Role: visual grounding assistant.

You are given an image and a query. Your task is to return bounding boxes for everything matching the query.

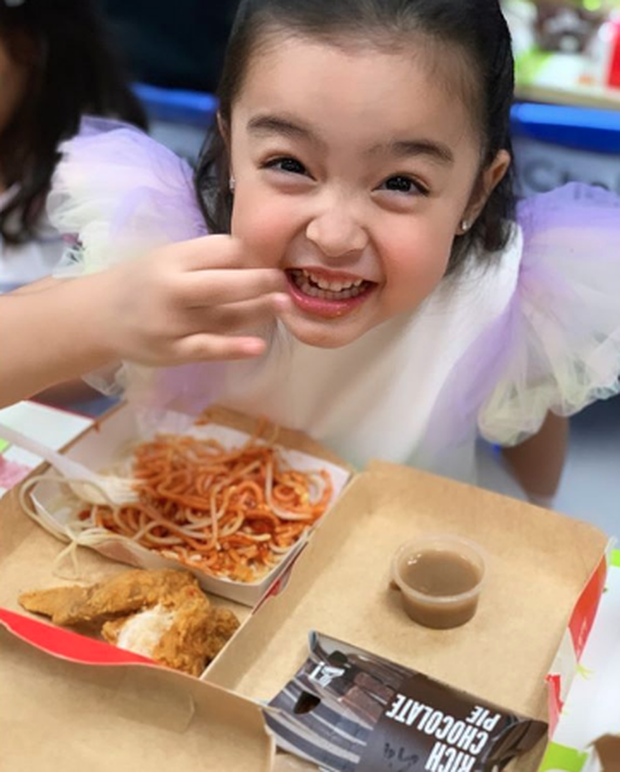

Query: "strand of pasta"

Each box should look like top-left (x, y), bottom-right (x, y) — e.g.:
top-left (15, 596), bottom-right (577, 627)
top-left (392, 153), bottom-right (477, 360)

top-left (75, 432), bottom-right (333, 582)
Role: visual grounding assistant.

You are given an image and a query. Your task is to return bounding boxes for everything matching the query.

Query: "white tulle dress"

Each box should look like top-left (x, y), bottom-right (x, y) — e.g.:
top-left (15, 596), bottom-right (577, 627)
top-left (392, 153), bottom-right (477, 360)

top-left (47, 119), bottom-right (620, 486)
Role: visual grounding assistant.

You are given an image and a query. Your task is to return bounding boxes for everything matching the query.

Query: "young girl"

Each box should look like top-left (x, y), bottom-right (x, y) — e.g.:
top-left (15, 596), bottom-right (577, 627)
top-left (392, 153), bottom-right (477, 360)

top-left (4, 0), bottom-right (620, 504)
top-left (0, 0), bottom-right (146, 293)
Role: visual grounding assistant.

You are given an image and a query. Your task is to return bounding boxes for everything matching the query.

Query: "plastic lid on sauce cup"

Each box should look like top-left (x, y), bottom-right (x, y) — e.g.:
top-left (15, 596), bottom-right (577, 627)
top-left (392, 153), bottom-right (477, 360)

top-left (390, 534), bottom-right (487, 630)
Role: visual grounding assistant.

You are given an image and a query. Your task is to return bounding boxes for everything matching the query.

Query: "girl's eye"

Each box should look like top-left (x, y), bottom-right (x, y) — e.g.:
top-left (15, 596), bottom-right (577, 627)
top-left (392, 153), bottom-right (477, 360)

top-left (381, 175), bottom-right (429, 196)
top-left (264, 157), bottom-right (308, 176)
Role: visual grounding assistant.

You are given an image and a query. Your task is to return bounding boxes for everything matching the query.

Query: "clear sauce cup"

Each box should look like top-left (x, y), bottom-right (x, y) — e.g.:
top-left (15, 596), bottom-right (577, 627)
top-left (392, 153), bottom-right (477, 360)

top-left (391, 534), bottom-right (487, 629)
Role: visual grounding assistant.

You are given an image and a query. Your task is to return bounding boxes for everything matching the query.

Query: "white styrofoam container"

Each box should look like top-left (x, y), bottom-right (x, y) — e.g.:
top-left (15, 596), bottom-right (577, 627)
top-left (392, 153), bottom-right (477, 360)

top-left (26, 404), bottom-right (351, 606)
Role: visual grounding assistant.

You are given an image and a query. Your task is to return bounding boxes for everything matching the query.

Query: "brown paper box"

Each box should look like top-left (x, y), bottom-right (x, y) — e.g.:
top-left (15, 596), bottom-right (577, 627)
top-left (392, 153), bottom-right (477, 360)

top-left (0, 621), bottom-right (273, 771)
top-left (0, 406), bottom-right (351, 772)
top-left (0, 409), bottom-right (608, 771)
top-left (0, 479), bottom-right (277, 770)
top-left (205, 460), bottom-right (608, 768)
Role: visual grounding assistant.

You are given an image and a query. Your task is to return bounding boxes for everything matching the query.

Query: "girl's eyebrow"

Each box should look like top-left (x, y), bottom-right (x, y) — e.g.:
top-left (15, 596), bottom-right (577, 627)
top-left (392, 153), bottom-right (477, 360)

top-left (247, 113), bottom-right (325, 148)
top-left (367, 139), bottom-right (454, 166)
top-left (247, 113), bottom-right (454, 166)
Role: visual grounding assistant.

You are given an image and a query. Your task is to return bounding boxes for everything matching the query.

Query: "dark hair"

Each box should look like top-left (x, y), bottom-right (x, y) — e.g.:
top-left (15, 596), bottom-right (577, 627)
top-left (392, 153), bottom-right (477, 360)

top-left (0, 0), bottom-right (148, 244)
top-left (196, 0), bottom-right (516, 273)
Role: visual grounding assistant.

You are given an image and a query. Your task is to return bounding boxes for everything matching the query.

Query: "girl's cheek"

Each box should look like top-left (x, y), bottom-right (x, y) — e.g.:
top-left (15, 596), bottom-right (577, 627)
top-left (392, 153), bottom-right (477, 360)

top-left (384, 235), bottom-right (452, 306)
top-left (232, 193), bottom-right (297, 249)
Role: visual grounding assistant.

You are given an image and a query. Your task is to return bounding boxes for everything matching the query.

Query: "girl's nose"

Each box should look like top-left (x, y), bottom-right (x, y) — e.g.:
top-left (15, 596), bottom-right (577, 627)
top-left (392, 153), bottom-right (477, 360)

top-left (305, 208), bottom-right (369, 258)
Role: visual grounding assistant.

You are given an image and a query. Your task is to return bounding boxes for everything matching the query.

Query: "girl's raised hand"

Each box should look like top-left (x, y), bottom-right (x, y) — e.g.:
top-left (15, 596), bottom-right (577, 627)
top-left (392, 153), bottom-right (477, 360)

top-left (95, 235), bottom-right (290, 365)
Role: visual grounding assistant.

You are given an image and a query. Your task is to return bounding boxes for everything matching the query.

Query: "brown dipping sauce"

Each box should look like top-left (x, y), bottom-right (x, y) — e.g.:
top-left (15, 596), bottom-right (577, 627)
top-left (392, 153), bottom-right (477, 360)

top-left (402, 549), bottom-right (481, 597)
top-left (393, 541), bottom-right (485, 630)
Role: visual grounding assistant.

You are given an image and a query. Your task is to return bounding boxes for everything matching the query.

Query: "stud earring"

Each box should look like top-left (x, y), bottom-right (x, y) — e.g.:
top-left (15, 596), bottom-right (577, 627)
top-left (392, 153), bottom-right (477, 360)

top-left (229, 177), bottom-right (236, 193)
top-left (459, 219), bottom-right (471, 233)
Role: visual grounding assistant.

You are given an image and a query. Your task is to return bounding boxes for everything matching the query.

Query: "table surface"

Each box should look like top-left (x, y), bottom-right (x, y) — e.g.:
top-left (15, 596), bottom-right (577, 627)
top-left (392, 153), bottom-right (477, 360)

top-left (0, 401), bottom-right (93, 496)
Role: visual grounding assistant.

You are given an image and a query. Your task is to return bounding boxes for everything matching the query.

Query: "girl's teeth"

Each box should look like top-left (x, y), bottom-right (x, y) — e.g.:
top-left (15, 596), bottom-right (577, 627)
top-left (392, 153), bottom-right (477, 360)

top-left (295, 272), bottom-right (365, 300)
top-left (300, 270), bottom-right (365, 293)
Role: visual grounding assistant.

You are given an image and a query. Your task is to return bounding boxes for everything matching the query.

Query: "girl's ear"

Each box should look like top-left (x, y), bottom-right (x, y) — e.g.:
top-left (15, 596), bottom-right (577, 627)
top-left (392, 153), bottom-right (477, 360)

top-left (482, 149), bottom-right (511, 199)
top-left (217, 110), bottom-right (234, 182)
top-left (217, 111), bottom-right (231, 148)
top-left (459, 150), bottom-right (511, 233)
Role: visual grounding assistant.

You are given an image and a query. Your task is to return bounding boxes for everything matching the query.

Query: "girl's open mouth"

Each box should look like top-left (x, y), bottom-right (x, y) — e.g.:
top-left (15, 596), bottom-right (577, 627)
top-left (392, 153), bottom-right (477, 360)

top-left (285, 269), bottom-right (377, 318)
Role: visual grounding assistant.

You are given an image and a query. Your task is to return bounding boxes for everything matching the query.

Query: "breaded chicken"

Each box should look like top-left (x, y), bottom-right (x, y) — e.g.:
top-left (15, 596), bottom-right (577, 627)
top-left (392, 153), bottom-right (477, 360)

top-left (102, 588), bottom-right (240, 676)
top-left (18, 569), bottom-right (199, 626)
top-left (19, 569), bottom-right (240, 675)
top-left (202, 608), bottom-right (242, 661)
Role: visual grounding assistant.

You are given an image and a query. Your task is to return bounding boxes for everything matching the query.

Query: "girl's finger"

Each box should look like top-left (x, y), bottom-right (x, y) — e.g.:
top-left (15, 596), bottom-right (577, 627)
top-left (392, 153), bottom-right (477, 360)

top-left (181, 268), bottom-right (287, 307)
top-left (186, 292), bottom-right (292, 333)
top-left (178, 234), bottom-right (265, 271)
top-left (175, 333), bottom-right (267, 362)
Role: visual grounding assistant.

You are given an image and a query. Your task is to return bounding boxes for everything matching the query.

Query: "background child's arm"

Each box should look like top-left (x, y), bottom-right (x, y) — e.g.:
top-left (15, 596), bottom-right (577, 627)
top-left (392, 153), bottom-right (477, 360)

top-left (6, 278), bottom-right (123, 408)
top-left (0, 276), bottom-right (115, 408)
top-left (501, 413), bottom-right (569, 505)
top-left (1, 236), bottom-right (289, 409)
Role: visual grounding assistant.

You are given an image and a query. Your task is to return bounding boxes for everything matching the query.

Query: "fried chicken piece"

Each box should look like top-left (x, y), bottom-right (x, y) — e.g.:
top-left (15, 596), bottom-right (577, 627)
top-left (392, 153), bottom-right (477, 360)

top-left (19, 569), bottom-right (200, 626)
top-left (102, 587), bottom-right (240, 676)
top-left (203, 608), bottom-right (242, 661)
top-left (19, 568), bottom-right (240, 675)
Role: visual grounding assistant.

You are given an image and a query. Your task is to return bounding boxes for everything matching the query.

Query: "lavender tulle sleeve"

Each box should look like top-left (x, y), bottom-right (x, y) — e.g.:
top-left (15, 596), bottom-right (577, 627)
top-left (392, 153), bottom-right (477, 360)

top-left (46, 118), bottom-right (224, 414)
top-left (477, 183), bottom-right (620, 446)
top-left (48, 117), bottom-right (208, 275)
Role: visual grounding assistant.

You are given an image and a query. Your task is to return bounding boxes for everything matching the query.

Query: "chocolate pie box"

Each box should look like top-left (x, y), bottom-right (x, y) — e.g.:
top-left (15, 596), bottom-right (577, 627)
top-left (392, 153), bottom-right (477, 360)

top-left (0, 408), bottom-right (611, 770)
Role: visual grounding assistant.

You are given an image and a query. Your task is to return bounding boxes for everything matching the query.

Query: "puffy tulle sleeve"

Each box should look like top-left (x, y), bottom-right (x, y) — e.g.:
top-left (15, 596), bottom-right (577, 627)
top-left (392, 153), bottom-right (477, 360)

top-left (477, 183), bottom-right (620, 446)
top-left (46, 118), bottom-right (223, 415)
top-left (47, 117), bottom-right (208, 276)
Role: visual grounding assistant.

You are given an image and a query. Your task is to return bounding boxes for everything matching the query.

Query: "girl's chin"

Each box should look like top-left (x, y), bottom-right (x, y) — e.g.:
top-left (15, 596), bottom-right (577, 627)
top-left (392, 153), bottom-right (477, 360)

top-left (280, 313), bottom-right (373, 349)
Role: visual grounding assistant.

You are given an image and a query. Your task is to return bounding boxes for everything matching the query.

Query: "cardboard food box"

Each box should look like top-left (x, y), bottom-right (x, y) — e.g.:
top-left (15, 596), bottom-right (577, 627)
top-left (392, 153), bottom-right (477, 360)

top-left (23, 403), bottom-right (352, 606)
top-left (0, 410), bottom-right (610, 770)
top-left (0, 407), bottom-right (342, 772)
top-left (0, 608), bottom-right (274, 771)
top-left (538, 550), bottom-right (620, 772)
top-left (0, 404), bottom-right (351, 685)
top-left (206, 461), bottom-right (609, 770)
top-left (0, 476), bottom-right (293, 772)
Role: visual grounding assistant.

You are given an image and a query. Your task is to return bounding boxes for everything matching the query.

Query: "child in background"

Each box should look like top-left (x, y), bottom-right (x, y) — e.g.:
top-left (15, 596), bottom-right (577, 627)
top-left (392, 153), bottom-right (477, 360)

top-left (0, 0), bottom-right (146, 410)
top-left (4, 0), bottom-right (620, 505)
top-left (0, 0), bottom-right (146, 293)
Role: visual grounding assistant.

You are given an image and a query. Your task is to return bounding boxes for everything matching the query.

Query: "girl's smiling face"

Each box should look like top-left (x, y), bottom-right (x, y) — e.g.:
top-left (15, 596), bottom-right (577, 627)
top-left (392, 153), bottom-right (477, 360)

top-left (228, 34), bottom-right (508, 348)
